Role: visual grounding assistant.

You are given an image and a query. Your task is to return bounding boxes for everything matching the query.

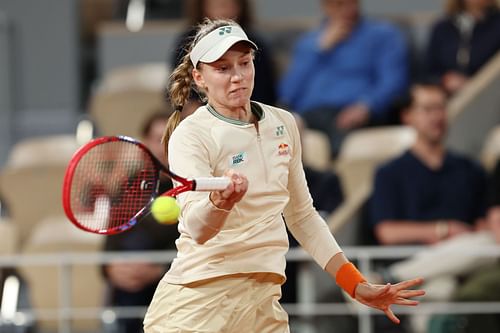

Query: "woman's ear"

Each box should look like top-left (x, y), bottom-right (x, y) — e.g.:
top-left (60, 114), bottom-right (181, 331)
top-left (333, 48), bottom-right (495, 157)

top-left (192, 68), bottom-right (205, 90)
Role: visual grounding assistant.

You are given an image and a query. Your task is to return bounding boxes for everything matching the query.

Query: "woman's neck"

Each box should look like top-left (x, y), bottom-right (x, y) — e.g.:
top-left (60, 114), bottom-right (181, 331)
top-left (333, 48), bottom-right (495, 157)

top-left (209, 101), bottom-right (254, 123)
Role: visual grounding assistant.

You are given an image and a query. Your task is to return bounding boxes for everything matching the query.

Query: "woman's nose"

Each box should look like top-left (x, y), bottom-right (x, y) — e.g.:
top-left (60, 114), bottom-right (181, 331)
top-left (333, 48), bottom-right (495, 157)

top-left (231, 68), bottom-right (243, 81)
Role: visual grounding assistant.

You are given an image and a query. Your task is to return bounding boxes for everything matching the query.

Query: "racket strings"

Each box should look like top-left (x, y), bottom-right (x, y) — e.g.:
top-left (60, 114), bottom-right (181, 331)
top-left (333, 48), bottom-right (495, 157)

top-left (70, 141), bottom-right (157, 232)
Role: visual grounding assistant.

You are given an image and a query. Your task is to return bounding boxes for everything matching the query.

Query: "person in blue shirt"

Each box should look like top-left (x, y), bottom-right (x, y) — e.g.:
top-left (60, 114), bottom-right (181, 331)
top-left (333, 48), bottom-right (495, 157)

top-left (279, 0), bottom-right (409, 156)
top-left (370, 82), bottom-right (487, 246)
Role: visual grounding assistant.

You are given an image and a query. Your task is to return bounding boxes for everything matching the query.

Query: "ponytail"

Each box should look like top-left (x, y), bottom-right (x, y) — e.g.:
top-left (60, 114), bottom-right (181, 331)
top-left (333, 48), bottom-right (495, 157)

top-left (169, 52), bottom-right (195, 110)
top-left (162, 110), bottom-right (182, 162)
top-left (162, 52), bottom-right (194, 162)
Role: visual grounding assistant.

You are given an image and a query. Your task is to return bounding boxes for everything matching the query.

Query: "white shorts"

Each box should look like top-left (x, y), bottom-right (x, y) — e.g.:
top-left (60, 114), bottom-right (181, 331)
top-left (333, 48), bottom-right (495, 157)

top-left (143, 273), bottom-right (289, 333)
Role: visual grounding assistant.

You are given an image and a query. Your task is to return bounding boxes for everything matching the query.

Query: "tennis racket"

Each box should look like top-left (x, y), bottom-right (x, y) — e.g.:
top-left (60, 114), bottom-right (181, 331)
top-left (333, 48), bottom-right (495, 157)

top-left (62, 135), bottom-right (230, 235)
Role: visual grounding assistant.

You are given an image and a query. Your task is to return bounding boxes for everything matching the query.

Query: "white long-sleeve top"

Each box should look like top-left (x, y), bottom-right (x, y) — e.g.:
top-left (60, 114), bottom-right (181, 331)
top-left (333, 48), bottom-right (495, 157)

top-left (163, 102), bottom-right (342, 284)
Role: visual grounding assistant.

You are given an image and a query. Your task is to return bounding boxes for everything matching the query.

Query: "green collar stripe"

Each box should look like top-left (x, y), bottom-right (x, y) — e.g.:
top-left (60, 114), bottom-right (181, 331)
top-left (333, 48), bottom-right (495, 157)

top-left (206, 102), bottom-right (265, 125)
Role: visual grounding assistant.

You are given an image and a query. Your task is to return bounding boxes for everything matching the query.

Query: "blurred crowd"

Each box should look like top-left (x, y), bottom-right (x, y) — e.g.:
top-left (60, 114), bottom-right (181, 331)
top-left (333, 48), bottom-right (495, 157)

top-left (1, 0), bottom-right (500, 332)
top-left (91, 1), bottom-right (500, 332)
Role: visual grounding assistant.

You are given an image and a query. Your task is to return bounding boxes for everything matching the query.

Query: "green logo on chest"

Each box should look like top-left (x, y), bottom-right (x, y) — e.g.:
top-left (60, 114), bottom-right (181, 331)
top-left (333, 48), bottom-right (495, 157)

top-left (276, 125), bottom-right (285, 136)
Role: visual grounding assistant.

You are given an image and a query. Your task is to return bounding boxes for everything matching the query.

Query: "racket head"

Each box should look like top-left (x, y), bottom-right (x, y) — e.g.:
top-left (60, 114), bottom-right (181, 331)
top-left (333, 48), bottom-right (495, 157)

top-left (62, 136), bottom-right (162, 235)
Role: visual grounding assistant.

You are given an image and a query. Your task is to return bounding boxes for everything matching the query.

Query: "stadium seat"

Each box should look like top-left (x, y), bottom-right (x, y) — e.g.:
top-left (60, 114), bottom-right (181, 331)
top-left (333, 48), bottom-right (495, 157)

top-left (18, 216), bottom-right (104, 332)
top-left (98, 62), bottom-right (170, 93)
top-left (3, 135), bottom-right (79, 169)
top-left (328, 126), bottom-right (416, 237)
top-left (481, 125), bottom-right (500, 172)
top-left (88, 63), bottom-right (172, 139)
top-left (302, 128), bottom-right (331, 171)
top-left (335, 126), bottom-right (416, 198)
top-left (0, 218), bottom-right (17, 255)
top-left (0, 135), bottom-right (81, 247)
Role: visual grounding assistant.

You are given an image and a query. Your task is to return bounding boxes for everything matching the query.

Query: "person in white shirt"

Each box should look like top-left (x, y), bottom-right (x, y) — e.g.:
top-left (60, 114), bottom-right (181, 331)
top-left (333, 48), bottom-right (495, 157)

top-left (143, 18), bottom-right (424, 333)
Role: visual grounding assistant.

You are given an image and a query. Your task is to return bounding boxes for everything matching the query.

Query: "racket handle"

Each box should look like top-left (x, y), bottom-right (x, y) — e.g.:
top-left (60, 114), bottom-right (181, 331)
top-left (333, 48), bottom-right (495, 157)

top-left (193, 177), bottom-right (231, 191)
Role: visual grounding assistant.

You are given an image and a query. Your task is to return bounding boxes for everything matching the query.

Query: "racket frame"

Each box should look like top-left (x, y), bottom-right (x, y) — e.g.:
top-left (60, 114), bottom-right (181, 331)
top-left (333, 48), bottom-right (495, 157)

top-left (62, 136), bottom-right (204, 235)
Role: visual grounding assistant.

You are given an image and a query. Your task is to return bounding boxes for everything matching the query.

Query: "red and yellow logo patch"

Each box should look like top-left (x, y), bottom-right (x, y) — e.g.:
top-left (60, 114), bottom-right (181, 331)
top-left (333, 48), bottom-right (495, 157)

top-left (278, 143), bottom-right (289, 156)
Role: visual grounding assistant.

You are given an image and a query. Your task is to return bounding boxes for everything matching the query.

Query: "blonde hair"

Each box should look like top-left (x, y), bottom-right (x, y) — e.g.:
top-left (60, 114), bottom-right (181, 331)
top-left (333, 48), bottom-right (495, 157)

top-left (162, 18), bottom-right (237, 161)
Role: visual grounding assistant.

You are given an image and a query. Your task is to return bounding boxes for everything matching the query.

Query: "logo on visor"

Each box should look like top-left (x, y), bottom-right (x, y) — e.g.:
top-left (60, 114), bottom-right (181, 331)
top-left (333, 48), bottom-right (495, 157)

top-left (218, 27), bottom-right (233, 35)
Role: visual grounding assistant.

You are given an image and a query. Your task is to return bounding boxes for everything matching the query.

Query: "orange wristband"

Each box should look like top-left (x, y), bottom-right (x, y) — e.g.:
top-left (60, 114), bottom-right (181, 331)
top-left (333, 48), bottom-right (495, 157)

top-left (335, 262), bottom-right (367, 298)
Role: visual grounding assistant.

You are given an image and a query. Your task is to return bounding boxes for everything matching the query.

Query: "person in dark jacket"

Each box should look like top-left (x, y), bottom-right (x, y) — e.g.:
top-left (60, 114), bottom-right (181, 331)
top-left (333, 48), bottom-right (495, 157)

top-left (426, 0), bottom-right (500, 94)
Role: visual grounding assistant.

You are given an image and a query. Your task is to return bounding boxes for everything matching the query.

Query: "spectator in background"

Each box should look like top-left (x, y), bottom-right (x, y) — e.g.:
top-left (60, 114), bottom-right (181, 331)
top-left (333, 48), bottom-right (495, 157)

top-left (430, 160), bottom-right (500, 332)
top-left (170, 0), bottom-right (277, 115)
top-left (368, 82), bottom-right (490, 332)
top-left (426, 0), bottom-right (500, 95)
top-left (371, 177), bottom-right (500, 333)
top-left (371, 82), bottom-right (487, 247)
top-left (380, 151), bottom-right (500, 333)
top-left (103, 111), bottom-right (180, 333)
top-left (279, 0), bottom-right (409, 156)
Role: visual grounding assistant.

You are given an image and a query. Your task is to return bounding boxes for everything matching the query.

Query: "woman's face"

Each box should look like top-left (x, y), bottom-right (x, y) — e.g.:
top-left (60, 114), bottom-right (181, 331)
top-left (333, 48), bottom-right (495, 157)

top-left (203, 0), bottom-right (241, 21)
top-left (193, 42), bottom-right (254, 110)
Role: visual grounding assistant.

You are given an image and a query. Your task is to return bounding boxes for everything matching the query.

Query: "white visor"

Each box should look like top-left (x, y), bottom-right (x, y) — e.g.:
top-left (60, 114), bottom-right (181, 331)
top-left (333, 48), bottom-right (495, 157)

top-left (190, 25), bottom-right (258, 67)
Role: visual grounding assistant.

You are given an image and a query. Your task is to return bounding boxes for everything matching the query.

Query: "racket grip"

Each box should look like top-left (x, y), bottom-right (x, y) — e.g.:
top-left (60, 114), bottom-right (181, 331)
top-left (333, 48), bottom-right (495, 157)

top-left (193, 177), bottom-right (231, 191)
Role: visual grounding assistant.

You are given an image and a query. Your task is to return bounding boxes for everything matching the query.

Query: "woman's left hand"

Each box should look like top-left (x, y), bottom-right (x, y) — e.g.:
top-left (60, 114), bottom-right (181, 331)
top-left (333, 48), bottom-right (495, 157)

top-left (354, 278), bottom-right (425, 324)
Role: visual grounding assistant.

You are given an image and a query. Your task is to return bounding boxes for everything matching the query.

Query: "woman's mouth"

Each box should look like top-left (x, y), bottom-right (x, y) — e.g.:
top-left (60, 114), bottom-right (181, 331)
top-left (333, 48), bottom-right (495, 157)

top-left (230, 87), bottom-right (246, 94)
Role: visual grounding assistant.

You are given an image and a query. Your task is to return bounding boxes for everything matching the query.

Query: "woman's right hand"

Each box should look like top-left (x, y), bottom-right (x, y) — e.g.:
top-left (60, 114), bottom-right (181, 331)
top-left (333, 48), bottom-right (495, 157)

top-left (354, 278), bottom-right (425, 324)
top-left (209, 169), bottom-right (248, 210)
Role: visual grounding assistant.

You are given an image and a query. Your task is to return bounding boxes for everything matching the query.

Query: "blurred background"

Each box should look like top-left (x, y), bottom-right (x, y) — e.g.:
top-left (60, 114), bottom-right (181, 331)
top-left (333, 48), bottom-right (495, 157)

top-left (0, 0), bottom-right (442, 164)
top-left (0, 0), bottom-right (500, 332)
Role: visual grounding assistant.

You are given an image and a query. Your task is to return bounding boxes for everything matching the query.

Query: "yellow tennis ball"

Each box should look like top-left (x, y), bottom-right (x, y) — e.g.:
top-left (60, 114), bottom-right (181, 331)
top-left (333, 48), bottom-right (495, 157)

top-left (151, 196), bottom-right (180, 224)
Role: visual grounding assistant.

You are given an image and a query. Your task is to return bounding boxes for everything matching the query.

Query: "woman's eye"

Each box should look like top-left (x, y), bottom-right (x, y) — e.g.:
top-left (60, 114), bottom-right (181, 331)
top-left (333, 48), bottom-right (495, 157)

top-left (217, 66), bottom-right (228, 72)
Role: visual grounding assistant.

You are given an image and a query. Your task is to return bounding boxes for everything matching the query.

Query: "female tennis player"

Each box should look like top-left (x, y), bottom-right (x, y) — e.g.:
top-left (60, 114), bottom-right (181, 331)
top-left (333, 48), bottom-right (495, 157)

top-left (143, 19), bottom-right (424, 332)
